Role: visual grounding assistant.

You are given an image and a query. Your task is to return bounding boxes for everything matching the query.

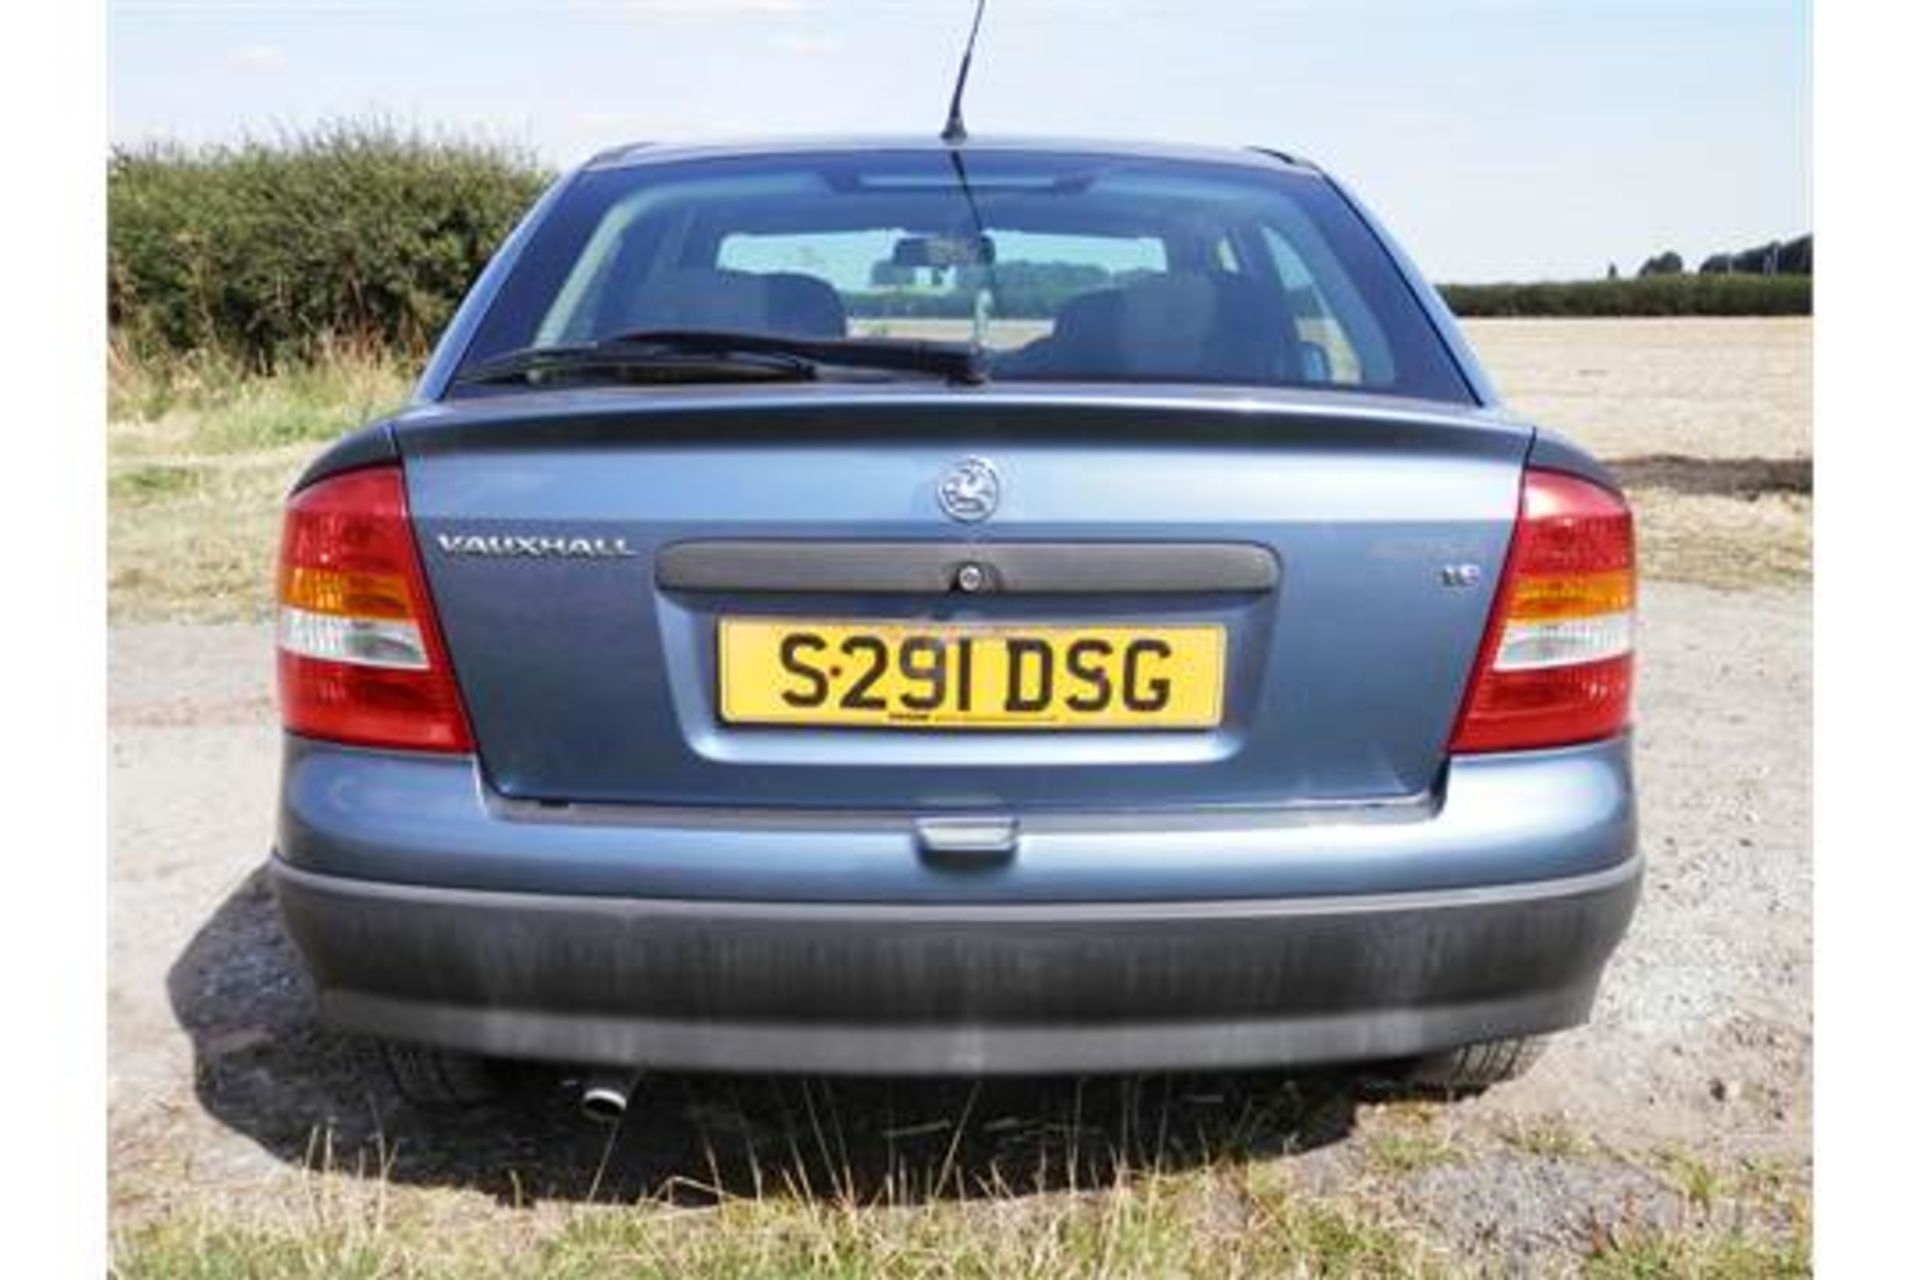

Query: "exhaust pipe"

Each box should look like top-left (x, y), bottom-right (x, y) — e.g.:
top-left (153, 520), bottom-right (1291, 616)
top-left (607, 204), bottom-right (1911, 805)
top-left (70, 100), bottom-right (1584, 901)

top-left (579, 1070), bottom-right (642, 1124)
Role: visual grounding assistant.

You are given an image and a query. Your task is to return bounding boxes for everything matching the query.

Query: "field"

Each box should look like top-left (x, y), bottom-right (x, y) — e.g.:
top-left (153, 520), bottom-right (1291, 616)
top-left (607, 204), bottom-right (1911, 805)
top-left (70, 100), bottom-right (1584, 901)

top-left (108, 318), bottom-right (1811, 1276)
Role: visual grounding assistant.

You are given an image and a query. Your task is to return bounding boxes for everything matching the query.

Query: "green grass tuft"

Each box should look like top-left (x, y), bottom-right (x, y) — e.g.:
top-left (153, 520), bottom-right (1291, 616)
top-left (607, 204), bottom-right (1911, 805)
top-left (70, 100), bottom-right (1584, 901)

top-left (1366, 1128), bottom-right (1464, 1175)
top-left (111, 1222), bottom-right (402, 1280)
top-left (1496, 1115), bottom-right (1594, 1160)
top-left (110, 462), bottom-right (205, 505)
top-left (1583, 1225), bottom-right (1811, 1279)
top-left (112, 1175), bottom-right (1448, 1279)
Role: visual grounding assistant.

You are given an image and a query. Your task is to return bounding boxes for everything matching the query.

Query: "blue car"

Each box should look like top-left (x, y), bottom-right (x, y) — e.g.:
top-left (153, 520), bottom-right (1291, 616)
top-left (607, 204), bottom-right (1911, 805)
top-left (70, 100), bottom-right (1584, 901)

top-left (271, 137), bottom-right (1638, 1116)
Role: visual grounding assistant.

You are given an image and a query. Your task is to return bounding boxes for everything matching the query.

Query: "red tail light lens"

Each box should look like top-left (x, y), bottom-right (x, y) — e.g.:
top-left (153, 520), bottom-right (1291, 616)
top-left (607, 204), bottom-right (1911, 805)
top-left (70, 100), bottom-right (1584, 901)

top-left (1450, 467), bottom-right (1635, 753)
top-left (276, 465), bottom-right (472, 752)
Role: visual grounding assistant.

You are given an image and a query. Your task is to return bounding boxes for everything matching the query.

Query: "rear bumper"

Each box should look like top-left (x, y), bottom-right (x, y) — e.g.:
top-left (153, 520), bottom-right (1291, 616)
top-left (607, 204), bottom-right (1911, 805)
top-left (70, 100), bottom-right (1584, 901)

top-left (274, 733), bottom-right (1638, 1074)
top-left (270, 851), bottom-right (1640, 1075)
top-left (277, 734), bottom-right (1636, 903)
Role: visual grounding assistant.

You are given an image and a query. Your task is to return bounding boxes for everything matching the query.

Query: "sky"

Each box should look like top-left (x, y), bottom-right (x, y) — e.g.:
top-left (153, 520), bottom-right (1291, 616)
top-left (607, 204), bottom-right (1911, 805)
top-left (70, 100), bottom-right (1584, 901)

top-left (107, 0), bottom-right (1809, 283)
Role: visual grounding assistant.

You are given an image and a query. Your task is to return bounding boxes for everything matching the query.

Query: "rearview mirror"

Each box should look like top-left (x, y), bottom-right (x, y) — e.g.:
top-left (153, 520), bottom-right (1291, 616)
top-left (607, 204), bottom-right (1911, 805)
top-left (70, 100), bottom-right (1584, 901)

top-left (891, 234), bottom-right (996, 269)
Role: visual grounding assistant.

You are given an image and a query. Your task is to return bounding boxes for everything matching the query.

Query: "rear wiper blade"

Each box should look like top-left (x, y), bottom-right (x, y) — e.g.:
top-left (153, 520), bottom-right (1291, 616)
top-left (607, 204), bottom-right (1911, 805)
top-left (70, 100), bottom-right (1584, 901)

top-left (452, 341), bottom-right (818, 388)
top-left (598, 328), bottom-right (988, 385)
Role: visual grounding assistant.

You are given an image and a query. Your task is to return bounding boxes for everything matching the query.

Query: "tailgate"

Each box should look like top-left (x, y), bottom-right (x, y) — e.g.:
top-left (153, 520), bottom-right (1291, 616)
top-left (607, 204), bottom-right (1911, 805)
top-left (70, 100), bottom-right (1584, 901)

top-left (399, 388), bottom-right (1529, 811)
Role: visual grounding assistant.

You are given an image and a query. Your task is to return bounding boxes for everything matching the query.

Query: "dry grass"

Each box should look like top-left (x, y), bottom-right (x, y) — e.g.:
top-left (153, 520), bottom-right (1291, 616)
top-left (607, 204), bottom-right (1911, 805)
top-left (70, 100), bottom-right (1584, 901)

top-left (107, 349), bottom-right (413, 621)
top-left (106, 1133), bottom-right (1810, 1279)
top-left (1630, 489), bottom-right (1810, 591)
top-left (109, 448), bottom-right (313, 622)
top-left (108, 1124), bottom-right (1448, 1278)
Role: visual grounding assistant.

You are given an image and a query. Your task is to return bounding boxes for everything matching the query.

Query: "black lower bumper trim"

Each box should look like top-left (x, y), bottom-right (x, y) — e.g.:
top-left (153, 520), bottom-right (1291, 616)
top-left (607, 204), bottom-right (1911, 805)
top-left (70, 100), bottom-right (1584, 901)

top-left (270, 856), bottom-right (1641, 1075)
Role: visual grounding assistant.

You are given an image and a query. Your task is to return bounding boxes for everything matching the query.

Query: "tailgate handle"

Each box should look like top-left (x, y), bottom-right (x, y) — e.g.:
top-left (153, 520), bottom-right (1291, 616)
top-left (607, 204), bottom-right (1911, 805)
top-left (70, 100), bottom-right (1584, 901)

top-left (915, 816), bottom-right (1020, 864)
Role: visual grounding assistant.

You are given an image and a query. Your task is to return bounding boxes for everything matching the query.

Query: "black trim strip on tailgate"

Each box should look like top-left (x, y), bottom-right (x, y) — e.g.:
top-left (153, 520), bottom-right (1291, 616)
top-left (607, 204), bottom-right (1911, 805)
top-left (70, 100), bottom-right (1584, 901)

top-left (656, 540), bottom-right (1279, 595)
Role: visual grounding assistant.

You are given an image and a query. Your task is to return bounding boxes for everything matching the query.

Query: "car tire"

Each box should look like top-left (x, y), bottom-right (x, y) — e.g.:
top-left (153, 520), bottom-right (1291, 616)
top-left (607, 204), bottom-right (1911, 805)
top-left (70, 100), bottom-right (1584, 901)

top-left (1402, 1036), bottom-right (1547, 1091)
top-left (373, 1040), bottom-right (510, 1110)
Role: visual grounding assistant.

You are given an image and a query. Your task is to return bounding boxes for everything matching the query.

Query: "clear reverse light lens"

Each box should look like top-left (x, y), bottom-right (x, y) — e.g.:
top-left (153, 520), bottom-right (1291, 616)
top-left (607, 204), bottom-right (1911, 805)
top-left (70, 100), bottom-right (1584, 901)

top-left (1493, 610), bottom-right (1633, 671)
top-left (277, 606), bottom-right (430, 670)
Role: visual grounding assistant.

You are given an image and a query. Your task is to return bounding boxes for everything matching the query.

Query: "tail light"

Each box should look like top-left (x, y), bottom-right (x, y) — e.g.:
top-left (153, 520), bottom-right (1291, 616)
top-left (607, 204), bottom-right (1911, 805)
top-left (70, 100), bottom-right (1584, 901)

top-left (1450, 466), bottom-right (1635, 753)
top-left (275, 465), bottom-right (472, 752)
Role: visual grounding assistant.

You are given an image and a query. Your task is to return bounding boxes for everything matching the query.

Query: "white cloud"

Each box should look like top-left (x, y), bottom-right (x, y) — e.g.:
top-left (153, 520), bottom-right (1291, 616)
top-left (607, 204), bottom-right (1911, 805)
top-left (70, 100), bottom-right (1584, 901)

top-left (227, 43), bottom-right (286, 71)
top-left (574, 109), bottom-right (641, 130)
top-left (598, 0), bottom-right (822, 14)
top-left (770, 30), bottom-right (843, 53)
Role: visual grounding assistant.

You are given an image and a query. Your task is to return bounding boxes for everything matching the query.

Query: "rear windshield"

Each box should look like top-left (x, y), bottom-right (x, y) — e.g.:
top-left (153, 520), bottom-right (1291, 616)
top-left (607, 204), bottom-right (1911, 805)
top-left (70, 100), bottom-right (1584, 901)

top-left (456, 149), bottom-right (1473, 403)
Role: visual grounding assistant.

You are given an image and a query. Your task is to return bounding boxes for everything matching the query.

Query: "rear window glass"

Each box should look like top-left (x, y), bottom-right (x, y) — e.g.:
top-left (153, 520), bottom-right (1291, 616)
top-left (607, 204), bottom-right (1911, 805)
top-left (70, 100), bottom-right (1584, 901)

top-left (460, 149), bottom-right (1472, 403)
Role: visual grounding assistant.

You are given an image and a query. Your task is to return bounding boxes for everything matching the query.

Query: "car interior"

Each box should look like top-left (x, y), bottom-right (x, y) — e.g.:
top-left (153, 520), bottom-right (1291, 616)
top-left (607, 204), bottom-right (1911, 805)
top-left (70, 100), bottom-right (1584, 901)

top-left (525, 174), bottom-right (1378, 389)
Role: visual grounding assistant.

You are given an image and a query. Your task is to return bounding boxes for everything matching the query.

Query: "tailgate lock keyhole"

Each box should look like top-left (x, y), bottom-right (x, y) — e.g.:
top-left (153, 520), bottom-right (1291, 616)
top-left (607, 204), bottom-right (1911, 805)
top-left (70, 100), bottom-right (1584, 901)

top-left (953, 562), bottom-right (992, 593)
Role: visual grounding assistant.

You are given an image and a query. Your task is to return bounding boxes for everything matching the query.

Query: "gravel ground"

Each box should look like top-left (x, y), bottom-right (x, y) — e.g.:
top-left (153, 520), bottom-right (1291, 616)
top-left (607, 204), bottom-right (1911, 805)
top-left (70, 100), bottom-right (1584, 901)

top-left (107, 580), bottom-right (1810, 1258)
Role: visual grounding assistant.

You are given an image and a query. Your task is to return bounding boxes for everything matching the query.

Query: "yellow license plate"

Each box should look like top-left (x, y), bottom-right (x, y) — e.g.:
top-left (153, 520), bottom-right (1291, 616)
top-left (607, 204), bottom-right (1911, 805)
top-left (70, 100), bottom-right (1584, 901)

top-left (718, 619), bottom-right (1226, 730)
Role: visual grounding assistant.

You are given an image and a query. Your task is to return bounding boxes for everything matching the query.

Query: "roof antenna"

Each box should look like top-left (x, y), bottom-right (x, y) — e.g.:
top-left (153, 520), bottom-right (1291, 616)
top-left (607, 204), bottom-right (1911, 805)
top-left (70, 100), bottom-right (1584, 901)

top-left (940, 0), bottom-right (987, 145)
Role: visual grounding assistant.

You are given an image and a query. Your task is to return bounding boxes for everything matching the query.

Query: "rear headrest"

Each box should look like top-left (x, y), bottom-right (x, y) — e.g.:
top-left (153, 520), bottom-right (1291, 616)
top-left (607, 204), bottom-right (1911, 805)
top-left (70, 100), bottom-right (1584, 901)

top-left (1046, 272), bottom-right (1300, 382)
top-left (622, 269), bottom-right (847, 339)
top-left (626, 268), bottom-right (772, 332)
top-left (760, 272), bottom-right (847, 338)
top-left (1114, 275), bottom-right (1222, 372)
top-left (1052, 287), bottom-right (1123, 340)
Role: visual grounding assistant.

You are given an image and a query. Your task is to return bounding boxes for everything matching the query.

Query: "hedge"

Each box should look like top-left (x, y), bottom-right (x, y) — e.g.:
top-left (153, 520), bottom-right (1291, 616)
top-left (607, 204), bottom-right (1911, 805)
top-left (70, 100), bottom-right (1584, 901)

top-left (1438, 274), bottom-right (1810, 318)
top-left (108, 124), bottom-right (551, 367)
top-left (106, 126), bottom-right (1810, 367)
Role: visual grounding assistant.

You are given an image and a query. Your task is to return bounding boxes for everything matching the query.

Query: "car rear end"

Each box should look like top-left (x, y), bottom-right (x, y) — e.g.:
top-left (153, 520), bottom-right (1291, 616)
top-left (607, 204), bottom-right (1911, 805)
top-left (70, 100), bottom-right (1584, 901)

top-left (269, 140), bottom-right (1640, 1082)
